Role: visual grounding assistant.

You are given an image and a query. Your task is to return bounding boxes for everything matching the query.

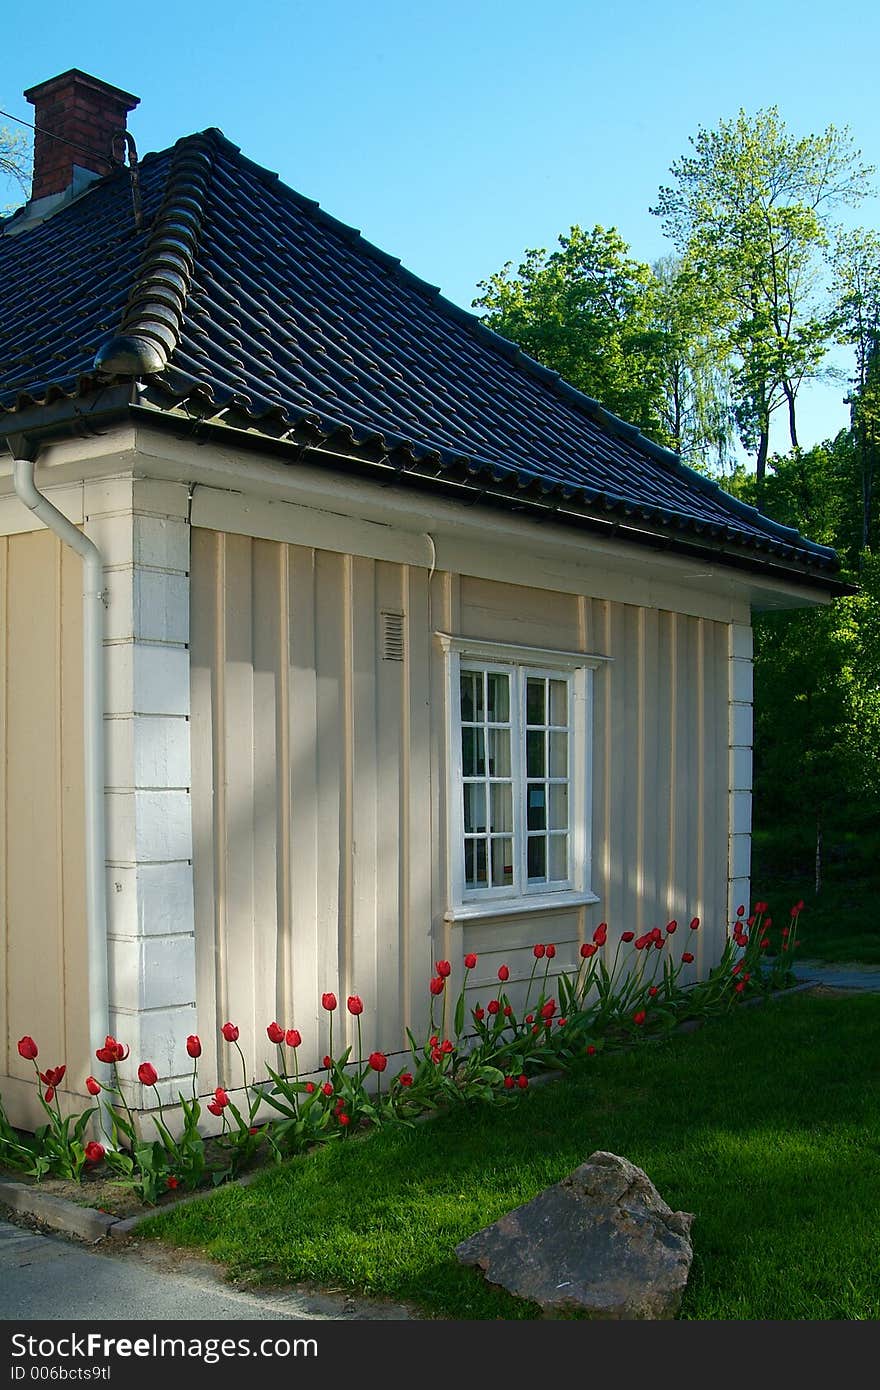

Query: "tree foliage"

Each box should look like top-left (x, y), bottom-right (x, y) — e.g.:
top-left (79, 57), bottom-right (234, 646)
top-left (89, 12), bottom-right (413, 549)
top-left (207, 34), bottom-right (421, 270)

top-left (473, 225), bottom-right (668, 440)
top-left (652, 107), bottom-right (874, 480)
top-left (1, 113), bottom-right (30, 208)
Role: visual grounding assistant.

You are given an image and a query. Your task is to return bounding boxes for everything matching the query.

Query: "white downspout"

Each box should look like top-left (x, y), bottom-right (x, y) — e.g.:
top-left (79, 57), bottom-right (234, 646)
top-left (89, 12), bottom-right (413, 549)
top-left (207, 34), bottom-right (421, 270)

top-left (12, 456), bottom-right (110, 1060)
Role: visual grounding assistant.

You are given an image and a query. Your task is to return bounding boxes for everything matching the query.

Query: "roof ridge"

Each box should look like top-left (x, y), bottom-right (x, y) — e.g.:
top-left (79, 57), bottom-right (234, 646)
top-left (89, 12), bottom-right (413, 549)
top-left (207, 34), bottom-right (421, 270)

top-left (94, 131), bottom-right (217, 377)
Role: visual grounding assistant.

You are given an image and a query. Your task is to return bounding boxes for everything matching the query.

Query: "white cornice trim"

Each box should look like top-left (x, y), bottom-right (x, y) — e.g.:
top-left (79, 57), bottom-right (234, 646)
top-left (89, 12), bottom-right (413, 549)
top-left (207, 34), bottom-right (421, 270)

top-left (434, 632), bottom-right (612, 669)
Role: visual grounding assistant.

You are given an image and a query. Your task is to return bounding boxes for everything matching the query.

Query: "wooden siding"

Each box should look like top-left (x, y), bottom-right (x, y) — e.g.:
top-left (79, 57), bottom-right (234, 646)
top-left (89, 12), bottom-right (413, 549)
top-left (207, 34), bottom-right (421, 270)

top-left (0, 530), bottom-right (88, 1122)
top-left (190, 530), bottom-right (730, 1082)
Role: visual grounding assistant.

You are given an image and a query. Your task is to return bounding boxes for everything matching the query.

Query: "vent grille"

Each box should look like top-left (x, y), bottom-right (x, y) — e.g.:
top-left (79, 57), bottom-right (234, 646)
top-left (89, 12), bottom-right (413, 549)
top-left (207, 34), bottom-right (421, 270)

top-left (381, 611), bottom-right (405, 661)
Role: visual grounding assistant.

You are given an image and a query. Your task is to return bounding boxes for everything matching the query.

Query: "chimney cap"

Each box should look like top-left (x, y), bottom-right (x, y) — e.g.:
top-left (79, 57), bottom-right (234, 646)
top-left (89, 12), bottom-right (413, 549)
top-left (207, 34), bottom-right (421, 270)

top-left (24, 68), bottom-right (140, 111)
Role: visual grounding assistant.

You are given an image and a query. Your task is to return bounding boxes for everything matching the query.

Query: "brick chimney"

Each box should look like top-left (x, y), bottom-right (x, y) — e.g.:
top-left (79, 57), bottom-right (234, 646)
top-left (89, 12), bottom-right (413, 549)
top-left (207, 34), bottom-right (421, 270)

top-left (24, 69), bottom-right (140, 201)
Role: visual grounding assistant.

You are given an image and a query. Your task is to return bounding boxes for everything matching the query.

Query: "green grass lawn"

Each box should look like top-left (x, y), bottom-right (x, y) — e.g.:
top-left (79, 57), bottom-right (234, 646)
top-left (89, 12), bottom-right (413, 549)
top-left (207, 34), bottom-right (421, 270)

top-left (751, 819), bottom-right (880, 964)
top-left (142, 994), bottom-right (880, 1320)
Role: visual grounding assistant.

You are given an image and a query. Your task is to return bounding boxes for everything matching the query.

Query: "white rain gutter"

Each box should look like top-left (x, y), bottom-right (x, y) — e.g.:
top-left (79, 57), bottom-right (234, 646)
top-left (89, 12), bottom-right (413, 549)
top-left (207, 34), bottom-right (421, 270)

top-left (12, 455), bottom-right (110, 1056)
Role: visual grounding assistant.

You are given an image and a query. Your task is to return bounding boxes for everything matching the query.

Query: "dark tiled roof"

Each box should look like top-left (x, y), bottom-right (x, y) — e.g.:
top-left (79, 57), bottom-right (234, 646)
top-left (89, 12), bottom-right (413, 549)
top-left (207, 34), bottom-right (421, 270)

top-left (0, 129), bottom-right (841, 578)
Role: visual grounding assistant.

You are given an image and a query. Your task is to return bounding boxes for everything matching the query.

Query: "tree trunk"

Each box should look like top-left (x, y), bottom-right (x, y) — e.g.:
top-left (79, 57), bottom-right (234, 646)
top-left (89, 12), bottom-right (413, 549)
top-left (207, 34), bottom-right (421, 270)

top-left (815, 805), bottom-right (823, 896)
top-left (756, 427), bottom-right (770, 486)
top-left (784, 381), bottom-right (799, 450)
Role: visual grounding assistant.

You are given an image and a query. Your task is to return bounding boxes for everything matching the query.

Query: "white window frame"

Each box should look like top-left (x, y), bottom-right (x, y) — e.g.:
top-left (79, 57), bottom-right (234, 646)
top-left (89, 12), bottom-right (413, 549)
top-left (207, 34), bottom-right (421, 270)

top-left (437, 633), bottom-right (611, 922)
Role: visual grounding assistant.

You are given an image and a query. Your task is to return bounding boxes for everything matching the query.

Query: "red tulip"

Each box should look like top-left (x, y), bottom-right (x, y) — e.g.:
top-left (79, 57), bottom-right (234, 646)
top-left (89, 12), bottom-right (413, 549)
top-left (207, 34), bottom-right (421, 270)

top-left (138, 1062), bottom-right (158, 1086)
top-left (503, 1076), bottom-right (514, 1090)
top-left (765, 916), bottom-right (773, 929)
top-left (593, 922), bottom-right (608, 946)
top-left (666, 920), bottom-right (678, 934)
top-left (681, 951), bottom-right (694, 964)
top-left (429, 976), bottom-right (445, 996)
top-left (633, 1010), bottom-right (647, 1025)
top-left (286, 1029), bottom-right (302, 1047)
top-left (580, 942), bottom-right (597, 958)
top-left (429, 1036), bottom-right (439, 1047)
top-left (347, 995), bottom-right (363, 1016)
top-left (305, 1082), bottom-right (316, 1094)
top-left (497, 965), bottom-right (510, 981)
top-left (621, 931), bottom-right (635, 943)
top-left (40, 1065), bottom-right (66, 1088)
top-left (436, 960), bottom-right (451, 978)
top-left (634, 934), bottom-right (649, 950)
top-left (96, 1035), bottom-right (129, 1063)
top-left (732, 961), bottom-right (743, 976)
top-left (321, 993), bottom-right (337, 1012)
top-left (267, 1022), bottom-right (285, 1044)
top-left (322, 1082), bottom-right (334, 1097)
top-left (525, 1014), bottom-right (534, 1025)
top-left (487, 999), bottom-right (500, 1015)
top-left (86, 1076), bottom-right (101, 1096)
top-left (736, 905), bottom-right (745, 917)
top-left (648, 986), bottom-right (658, 997)
top-left (186, 1035), bottom-right (201, 1059)
top-left (464, 953), bottom-right (478, 969)
top-left (540, 1000), bottom-right (556, 1020)
top-left (339, 1113), bottom-right (351, 1127)
top-left (517, 1074), bottom-right (528, 1090)
top-left (323, 1056), bottom-right (332, 1069)
top-left (735, 981), bottom-right (746, 994)
top-left (84, 1141), bottom-right (105, 1165)
top-left (586, 1045), bottom-right (597, 1056)
top-left (431, 1047), bottom-right (442, 1064)
top-left (557, 1017), bottom-right (567, 1027)
top-left (207, 1100), bottom-right (224, 1116)
top-left (545, 944), bottom-right (556, 960)
top-left (398, 1073), bottom-right (413, 1088)
top-left (760, 938), bottom-right (770, 950)
top-left (17, 1036), bottom-right (38, 1061)
top-left (440, 1039), bottom-right (454, 1054)
top-left (166, 1176), bottom-right (180, 1189)
top-left (533, 944), bottom-right (546, 959)
top-left (213, 1087), bottom-right (229, 1108)
top-left (473, 1006), bottom-right (485, 1021)
top-left (44, 1088), bottom-right (55, 1103)
top-left (689, 917), bottom-right (700, 930)
top-left (221, 1022), bottom-right (239, 1043)
top-left (369, 1051), bottom-right (388, 1072)
top-left (503, 1004), bottom-right (513, 1017)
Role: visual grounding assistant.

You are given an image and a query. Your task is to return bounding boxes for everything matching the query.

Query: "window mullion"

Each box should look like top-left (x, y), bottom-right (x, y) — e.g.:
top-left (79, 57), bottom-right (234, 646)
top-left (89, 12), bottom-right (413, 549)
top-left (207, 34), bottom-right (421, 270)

top-left (514, 666), bottom-right (526, 898)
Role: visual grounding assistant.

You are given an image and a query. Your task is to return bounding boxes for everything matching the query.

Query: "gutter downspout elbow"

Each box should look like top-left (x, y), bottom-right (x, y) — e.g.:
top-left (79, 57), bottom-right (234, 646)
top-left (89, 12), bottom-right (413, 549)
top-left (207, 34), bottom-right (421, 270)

top-left (12, 455), bottom-right (110, 1066)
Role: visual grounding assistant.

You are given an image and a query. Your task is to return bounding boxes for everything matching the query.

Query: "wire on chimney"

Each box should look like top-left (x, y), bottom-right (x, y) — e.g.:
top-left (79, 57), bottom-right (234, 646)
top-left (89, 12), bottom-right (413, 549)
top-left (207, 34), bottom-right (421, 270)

top-left (0, 107), bottom-right (116, 166)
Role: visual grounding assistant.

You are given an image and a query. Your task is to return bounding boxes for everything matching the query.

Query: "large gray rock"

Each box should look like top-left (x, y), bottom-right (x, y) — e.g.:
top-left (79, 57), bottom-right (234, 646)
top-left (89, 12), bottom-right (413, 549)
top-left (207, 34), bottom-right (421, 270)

top-left (455, 1151), bottom-right (694, 1318)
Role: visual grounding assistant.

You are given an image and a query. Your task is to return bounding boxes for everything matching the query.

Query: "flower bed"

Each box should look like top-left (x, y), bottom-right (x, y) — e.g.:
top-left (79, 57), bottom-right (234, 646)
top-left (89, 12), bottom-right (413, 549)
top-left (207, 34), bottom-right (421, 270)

top-left (0, 902), bottom-right (803, 1206)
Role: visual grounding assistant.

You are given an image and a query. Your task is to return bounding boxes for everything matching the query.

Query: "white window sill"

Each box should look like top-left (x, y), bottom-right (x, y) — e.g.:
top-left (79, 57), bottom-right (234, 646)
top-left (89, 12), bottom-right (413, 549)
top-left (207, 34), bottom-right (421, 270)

top-left (444, 891), bottom-right (600, 923)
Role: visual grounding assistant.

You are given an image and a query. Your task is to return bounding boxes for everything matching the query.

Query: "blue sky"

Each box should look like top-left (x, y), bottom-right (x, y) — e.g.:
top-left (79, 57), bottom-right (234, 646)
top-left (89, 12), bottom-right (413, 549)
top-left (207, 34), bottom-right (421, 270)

top-left (3, 0), bottom-right (879, 457)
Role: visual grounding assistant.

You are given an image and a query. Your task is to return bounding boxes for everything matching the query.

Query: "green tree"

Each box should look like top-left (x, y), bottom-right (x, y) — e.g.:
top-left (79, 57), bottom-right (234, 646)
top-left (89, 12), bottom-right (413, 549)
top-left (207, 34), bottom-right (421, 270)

top-left (649, 256), bottom-right (735, 469)
top-left (473, 225), bottom-right (668, 441)
top-left (653, 108), bottom-right (874, 482)
top-left (831, 228), bottom-right (880, 553)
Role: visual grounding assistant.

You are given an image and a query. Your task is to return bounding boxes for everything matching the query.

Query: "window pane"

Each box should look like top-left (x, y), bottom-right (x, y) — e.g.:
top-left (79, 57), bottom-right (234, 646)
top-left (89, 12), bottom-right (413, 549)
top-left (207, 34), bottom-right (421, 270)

top-left (548, 833), bottom-right (568, 881)
top-left (491, 782), bottom-right (513, 833)
top-left (549, 731), bottom-right (567, 777)
top-left (465, 837), bottom-right (488, 888)
top-left (549, 782), bottom-right (568, 831)
top-left (527, 729), bottom-right (545, 778)
top-left (460, 670), bottom-right (483, 722)
top-left (526, 677), bottom-right (545, 725)
top-left (527, 834), bottom-right (547, 881)
top-left (549, 679), bottom-right (568, 726)
top-left (462, 726), bottom-right (485, 777)
top-left (527, 783), bottom-right (546, 830)
top-left (486, 672), bottom-right (510, 722)
top-left (464, 783), bottom-right (486, 833)
top-left (487, 728), bottom-right (511, 777)
top-left (491, 838), bottom-right (514, 887)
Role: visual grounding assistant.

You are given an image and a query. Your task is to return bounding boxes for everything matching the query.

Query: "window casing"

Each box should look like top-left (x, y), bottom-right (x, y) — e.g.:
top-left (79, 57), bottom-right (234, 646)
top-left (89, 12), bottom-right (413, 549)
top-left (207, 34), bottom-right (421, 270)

top-left (439, 635), bottom-right (607, 921)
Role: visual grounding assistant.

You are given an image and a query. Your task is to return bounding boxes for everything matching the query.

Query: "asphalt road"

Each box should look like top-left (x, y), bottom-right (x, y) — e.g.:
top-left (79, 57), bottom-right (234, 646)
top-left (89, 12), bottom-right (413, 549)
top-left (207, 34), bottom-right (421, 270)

top-left (0, 1220), bottom-right (412, 1322)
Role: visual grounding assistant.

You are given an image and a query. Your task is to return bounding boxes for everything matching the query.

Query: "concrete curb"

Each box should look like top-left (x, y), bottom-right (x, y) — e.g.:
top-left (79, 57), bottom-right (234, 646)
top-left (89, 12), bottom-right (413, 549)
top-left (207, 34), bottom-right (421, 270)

top-left (0, 1169), bottom-right (264, 1246)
